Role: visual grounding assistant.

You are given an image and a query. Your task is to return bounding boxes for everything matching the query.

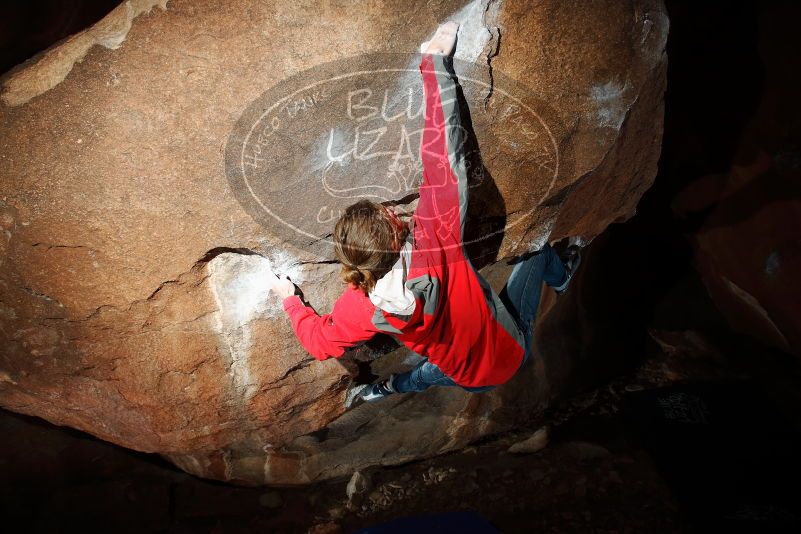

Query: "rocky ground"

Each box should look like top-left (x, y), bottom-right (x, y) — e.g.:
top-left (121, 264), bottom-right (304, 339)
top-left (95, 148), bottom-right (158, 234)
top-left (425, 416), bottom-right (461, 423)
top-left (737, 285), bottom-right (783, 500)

top-left (4, 323), bottom-right (799, 533)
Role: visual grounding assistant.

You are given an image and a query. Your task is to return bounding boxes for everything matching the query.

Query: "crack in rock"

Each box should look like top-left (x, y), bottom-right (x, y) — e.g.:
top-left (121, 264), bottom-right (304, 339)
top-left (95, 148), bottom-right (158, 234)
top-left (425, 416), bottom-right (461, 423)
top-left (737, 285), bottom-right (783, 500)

top-left (481, 0), bottom-right (503, 110)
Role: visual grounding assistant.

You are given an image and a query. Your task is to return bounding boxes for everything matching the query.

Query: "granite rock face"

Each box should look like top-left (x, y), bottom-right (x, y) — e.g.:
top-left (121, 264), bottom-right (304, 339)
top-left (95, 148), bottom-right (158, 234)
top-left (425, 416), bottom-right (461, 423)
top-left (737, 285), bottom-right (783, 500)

top-left (0, 0), bottom-right (668, 485)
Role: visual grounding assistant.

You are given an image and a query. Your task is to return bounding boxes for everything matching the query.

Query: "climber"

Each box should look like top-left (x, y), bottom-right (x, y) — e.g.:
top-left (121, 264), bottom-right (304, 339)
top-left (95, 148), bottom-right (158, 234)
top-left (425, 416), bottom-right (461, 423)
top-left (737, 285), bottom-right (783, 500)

top-left (271, 21), bottom-right (581, 407)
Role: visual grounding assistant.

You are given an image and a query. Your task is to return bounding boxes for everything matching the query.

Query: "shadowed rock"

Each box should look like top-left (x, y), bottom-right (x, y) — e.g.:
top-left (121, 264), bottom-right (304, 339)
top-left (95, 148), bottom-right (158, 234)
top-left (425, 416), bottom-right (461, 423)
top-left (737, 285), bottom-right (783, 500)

top-left (0, 0), bottom-right (668, 485)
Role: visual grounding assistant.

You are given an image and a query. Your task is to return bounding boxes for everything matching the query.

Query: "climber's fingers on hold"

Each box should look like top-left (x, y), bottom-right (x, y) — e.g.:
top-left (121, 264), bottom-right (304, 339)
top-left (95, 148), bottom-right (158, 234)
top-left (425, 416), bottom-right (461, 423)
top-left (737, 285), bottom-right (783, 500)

top-left (269, 274), bottom-right (297, 299)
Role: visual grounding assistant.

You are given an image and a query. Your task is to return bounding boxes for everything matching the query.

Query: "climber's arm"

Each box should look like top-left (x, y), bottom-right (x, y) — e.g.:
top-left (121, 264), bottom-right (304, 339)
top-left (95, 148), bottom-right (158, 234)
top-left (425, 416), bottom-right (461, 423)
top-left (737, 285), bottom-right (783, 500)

top-left (282, 290), bottom-right (377, 361)
top-left (416, 22), bottom-right (469, 246)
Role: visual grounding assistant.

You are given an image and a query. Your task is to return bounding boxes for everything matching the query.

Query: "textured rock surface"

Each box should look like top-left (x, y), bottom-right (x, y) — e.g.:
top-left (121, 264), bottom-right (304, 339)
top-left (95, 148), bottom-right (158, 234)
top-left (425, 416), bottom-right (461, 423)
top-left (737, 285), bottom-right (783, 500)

top-left (0, 0), bottom-right (668, 485)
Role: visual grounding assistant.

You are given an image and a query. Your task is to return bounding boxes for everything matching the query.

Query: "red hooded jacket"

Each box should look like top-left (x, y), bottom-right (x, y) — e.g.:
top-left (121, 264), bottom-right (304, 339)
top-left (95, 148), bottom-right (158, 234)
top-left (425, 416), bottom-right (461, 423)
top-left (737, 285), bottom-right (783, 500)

top-left (282, 53), bottom-right (526, 387)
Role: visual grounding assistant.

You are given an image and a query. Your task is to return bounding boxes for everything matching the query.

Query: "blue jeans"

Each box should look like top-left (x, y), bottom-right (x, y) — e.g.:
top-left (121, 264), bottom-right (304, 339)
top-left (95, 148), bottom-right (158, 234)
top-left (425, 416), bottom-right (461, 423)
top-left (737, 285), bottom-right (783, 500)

top-left (392, 244), bottom-right (568, 394)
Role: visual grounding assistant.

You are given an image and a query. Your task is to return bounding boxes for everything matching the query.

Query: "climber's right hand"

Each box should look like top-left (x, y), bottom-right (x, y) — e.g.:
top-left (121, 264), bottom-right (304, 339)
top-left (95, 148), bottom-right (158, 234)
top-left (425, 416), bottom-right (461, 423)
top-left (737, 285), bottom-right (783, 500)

top-left (271, 274), bottom-right (297, 300)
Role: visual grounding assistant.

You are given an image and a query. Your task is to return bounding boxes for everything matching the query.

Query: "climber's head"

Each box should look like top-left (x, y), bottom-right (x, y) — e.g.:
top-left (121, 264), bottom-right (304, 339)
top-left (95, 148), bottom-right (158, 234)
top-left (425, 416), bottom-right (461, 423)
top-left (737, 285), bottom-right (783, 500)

top-left (333, 199), bottom-right (408, 295)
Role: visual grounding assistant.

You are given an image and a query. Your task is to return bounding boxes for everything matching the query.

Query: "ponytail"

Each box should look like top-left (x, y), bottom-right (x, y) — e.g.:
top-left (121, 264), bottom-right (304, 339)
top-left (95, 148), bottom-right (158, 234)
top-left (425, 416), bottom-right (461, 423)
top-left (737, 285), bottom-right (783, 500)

top-left (339, 264), bottom-right (378, 294)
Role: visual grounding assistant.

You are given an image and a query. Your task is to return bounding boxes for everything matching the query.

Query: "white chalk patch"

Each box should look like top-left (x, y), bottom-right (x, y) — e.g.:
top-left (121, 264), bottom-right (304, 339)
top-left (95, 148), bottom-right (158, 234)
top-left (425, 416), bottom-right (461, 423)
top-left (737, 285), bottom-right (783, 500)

top-left (590, 81), bottom-right (631, 130)
top-left (406, 0), bottom-right (495, 104)
top-left (314, 1), bottom-right (496, 205)
top-left (208, 251), bottom-right (303, 401)
top-left (419, 0), bottom-right (492, 63)
top-left (264, 249), bottom-right (306, 302)
top-left (347, 0), bottom-right (496, 203)
top-left (453, 0), bottom-right (494, 64)
top-left (568, 235), bottom-right (587, 248)
top-left (528, 217), bottom-right (556, 252)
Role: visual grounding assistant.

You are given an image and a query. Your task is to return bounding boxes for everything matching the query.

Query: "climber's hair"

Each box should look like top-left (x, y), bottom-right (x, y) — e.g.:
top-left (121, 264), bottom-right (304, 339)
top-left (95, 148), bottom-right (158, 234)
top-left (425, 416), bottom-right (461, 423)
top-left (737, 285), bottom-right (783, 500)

top-left (333, 199), bottom-right (404, 295)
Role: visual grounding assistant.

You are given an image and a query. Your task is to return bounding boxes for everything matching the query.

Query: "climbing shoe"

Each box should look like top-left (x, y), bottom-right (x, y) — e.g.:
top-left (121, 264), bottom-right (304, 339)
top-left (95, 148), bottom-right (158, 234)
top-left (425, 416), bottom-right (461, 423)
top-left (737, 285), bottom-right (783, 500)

top-left (344, 375), bottom-right (397, 408)
top-left (554, 245), bottom-right (581, 295)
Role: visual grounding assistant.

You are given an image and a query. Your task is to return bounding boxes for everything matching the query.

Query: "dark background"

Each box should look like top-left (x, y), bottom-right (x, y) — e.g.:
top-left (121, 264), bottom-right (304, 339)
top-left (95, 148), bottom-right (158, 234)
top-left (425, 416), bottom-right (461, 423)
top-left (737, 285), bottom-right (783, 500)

top-left (1, 1), bottom-right (800, 532)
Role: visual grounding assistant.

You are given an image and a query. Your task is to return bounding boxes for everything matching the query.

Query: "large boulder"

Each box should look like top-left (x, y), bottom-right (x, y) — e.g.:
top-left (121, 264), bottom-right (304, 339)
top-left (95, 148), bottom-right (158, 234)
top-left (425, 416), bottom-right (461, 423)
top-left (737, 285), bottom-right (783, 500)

top-left (0, 0), bottom-right (668, 485)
